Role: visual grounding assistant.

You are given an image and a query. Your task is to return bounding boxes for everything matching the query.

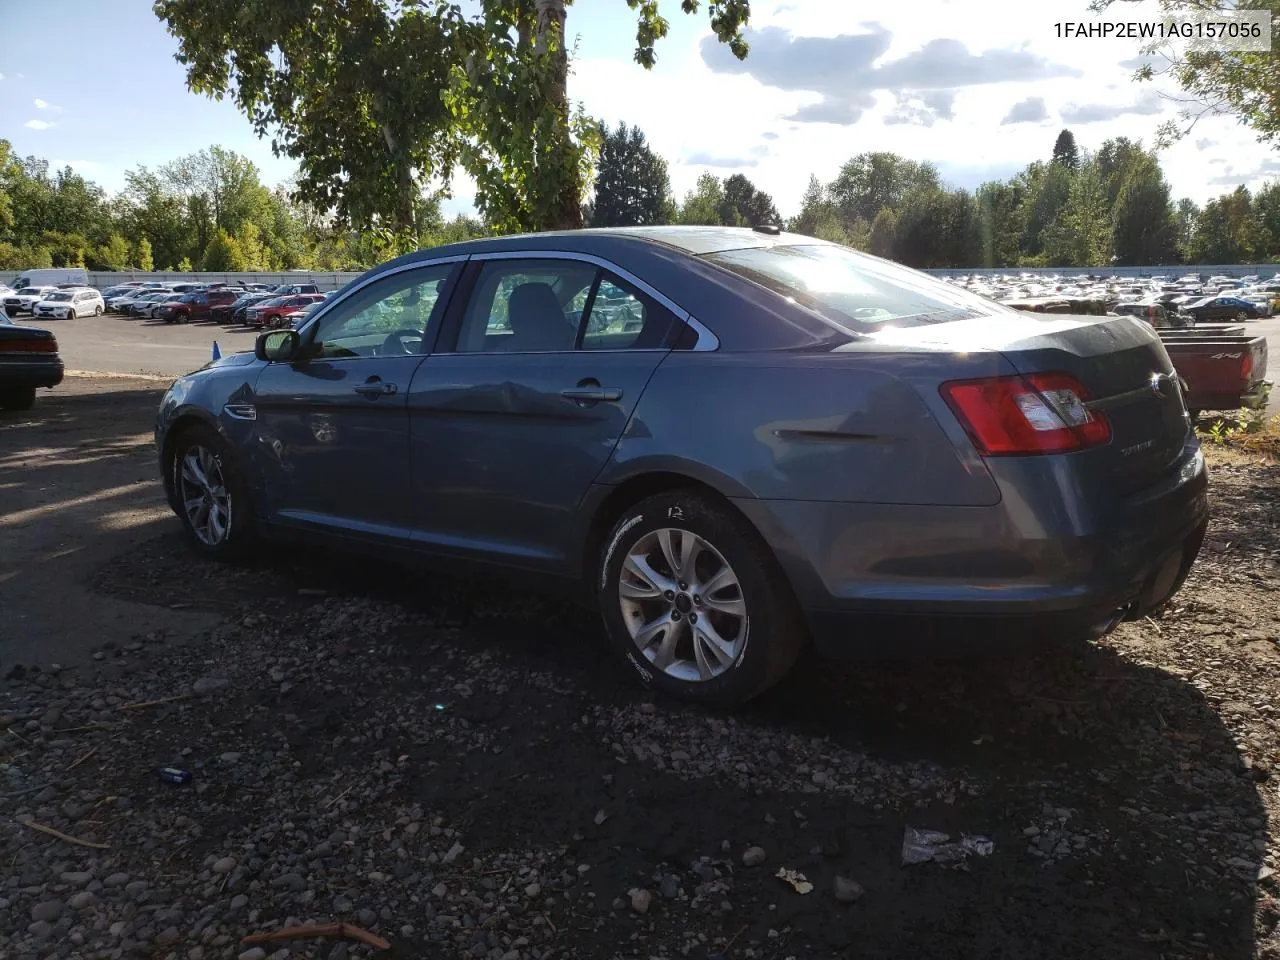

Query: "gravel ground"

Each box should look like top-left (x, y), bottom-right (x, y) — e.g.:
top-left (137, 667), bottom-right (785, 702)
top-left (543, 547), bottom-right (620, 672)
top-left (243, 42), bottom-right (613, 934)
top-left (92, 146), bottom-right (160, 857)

top-left (2, 447), bottom-right (1280, 959)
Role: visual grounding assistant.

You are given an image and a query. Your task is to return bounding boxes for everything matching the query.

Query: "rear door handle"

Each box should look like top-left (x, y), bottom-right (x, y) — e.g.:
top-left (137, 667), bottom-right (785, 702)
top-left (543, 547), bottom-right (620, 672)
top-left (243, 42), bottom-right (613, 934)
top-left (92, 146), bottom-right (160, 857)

top-left (354, 380), bottom-right (398, 398)
top-left (561, 386), bottom-right (623, 403)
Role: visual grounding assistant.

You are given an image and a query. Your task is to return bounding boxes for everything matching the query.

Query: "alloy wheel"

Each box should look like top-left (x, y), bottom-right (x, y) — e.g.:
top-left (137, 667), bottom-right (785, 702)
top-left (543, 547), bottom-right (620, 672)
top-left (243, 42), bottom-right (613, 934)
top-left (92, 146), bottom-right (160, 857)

top-left (177, 444), bottom-right (233, 547)
top-left (618, 527), bottom-right (748, 682)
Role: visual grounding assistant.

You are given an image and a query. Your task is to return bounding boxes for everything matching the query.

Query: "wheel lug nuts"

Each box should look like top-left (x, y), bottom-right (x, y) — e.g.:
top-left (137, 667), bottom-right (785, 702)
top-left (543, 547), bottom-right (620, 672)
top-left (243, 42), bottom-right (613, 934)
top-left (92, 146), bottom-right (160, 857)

top-left (663, 590), bottom-right (675, 600)
top-left (678, 581), bottom-right (688, 590)
top-left (671, 611), bottom-right (681, 621)
top-left (693, 595), bottom-right (702, 605)
top-left (689, 613), bottom-right (697, 623)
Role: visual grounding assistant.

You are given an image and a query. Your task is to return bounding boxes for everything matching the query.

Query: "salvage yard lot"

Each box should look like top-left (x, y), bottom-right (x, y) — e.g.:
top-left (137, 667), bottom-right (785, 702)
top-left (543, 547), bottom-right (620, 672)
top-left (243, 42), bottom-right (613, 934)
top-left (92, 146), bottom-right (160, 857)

top-left (3, 379), bottom-right (1280, 959)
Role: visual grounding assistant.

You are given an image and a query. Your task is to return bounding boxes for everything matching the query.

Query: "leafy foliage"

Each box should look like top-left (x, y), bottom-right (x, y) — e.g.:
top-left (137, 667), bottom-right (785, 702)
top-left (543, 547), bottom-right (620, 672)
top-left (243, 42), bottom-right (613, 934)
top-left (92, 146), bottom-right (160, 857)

top-left (590, 122), bottom-right (674, 227)
top-left (153, 0), bottom-right (753, 247)
top-left (1092, 0), bottom-right (1280, 148)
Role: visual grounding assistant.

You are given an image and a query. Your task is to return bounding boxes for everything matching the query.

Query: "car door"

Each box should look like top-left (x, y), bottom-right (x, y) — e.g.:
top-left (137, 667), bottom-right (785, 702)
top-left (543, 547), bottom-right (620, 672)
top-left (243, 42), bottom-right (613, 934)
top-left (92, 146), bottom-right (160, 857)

top-left (405, 253), bottom-right (684, 571)
top-left (251, 258), bottom-right (463, 542)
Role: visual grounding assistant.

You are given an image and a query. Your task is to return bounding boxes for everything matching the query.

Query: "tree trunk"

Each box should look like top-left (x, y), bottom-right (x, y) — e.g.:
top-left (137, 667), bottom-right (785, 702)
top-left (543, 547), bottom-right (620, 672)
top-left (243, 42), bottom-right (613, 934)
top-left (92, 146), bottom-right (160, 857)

top-left (381, 124), bottom-right (418, 242)
top-left (534, 0), bottom-right (582, 230)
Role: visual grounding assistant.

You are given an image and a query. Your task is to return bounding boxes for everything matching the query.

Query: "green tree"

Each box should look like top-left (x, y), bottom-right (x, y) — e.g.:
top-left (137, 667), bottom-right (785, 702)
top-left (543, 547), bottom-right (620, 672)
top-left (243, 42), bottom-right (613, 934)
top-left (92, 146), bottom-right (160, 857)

top-left (1190, 186), bottom-right (1258, 263)
top-left (1051, 129), bottom-right (1079, 170)
top-left (154, 0), bottom-right (752, 244)
top-left (134, 237), bottom-right (154, 271)
top-left (1091, 0), bottom-right (1280, 148)
top-left (1252, 181), bottom-right (1280, 260)
top-left (1018, 161), bottom-right (1073, 260)
top-left (1042, 156), bottom-right (1111, 266)
top-left (177, 255), bottom-right (194, 272)
top-left (236, 220), bottom-right (268, 271)
top-left (1111, 154), bottom-right (1178, 265)
top-left (1173, 198), bottom-right (1198, 262)
top-left (869, 208), bottom-right (897, 258)
top-left (1095, 137), bottom-right (1146, 210)
top-left (590, 122), bottom-right (673, 227)
top-left (830, 152), bottom-right (940, 226)
top-left (201, 228), bottom-right (247, 271)
top-left (96, 233), bottom-right (131, 271)
top-left (719, 173), bottom-right (780, 226)
top-left (678, 173), bottom-right (726, 225)
top-left (975, 180), bottom-right (1025, 267)
top-left (790, 174), bottom-right (849, 242)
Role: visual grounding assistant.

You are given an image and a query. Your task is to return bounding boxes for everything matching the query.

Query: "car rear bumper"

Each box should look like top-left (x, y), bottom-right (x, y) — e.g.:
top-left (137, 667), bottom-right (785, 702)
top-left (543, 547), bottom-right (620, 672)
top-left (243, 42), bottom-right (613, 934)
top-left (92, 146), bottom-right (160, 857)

top-left (734, 441), bottom-right (1209, 656)
top-left (1, 359), bottom-right (65, 390)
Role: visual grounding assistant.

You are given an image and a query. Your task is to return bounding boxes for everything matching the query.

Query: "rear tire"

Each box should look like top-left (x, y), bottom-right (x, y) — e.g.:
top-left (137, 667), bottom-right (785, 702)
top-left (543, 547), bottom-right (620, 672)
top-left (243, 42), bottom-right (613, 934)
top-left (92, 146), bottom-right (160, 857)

top-left (168, 425), bottom-right (255, 560)
top-left (0, 386), bottom-right (37, 411)
top-left (597, 490), bottom-right (807, 707)
top-left (93, 305), bottom-right (103, 316)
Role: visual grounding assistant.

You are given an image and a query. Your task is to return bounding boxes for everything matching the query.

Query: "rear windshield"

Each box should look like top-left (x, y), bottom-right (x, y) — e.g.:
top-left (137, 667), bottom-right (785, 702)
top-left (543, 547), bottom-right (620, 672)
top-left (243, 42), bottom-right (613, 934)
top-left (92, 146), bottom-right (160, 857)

top-left (702, 243), bottom-right (1014, 331)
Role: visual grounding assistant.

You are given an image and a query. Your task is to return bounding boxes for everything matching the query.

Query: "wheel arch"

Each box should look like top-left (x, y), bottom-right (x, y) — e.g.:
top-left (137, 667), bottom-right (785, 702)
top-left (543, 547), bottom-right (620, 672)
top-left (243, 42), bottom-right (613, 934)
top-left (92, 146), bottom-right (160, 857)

top-left (575, 464), bottom-right (776, 598)
top-left (159, 409), bottom-right (226, 509)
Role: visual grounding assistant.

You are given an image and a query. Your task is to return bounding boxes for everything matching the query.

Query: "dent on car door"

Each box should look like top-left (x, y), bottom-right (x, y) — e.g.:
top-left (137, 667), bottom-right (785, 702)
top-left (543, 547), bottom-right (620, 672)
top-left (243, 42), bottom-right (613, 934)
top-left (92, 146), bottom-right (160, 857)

top-left (251, 260), bottom-right (462, 539)
top-left (405, 255), bottom-right (685, 569)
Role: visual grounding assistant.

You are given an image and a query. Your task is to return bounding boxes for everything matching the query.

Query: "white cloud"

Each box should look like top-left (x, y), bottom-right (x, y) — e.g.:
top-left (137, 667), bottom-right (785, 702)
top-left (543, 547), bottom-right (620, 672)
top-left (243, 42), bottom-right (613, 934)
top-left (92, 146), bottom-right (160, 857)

top-left (24, 119), bottom-right (55, 131)
top-left (34, 98), bottom-right (63, 112)
top-left (560, 0), bottom-right (1258, 216)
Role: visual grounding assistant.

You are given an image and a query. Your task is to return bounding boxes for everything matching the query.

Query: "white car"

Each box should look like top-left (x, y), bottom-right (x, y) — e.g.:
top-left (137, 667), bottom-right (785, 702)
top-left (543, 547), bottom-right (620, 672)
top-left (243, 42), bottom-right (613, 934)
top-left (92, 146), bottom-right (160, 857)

top-left (33, 288), bottom-right (105, 320)
top-left (3, 286), bottom-right (57, 315)
top-left (110, 289), bottom-right (171, 313)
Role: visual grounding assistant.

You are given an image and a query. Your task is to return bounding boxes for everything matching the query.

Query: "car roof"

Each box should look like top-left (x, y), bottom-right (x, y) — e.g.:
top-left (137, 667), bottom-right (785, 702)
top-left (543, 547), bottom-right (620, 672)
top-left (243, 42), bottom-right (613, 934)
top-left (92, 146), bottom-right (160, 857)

top-left (374, 225), bottom-right (826, 272)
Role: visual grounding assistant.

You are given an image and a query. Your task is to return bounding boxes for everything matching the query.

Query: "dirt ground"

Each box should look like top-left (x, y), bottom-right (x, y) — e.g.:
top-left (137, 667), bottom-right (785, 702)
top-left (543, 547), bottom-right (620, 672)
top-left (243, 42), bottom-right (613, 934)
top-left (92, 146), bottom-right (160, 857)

top-left (2, 380), bottom-right (1280, 960)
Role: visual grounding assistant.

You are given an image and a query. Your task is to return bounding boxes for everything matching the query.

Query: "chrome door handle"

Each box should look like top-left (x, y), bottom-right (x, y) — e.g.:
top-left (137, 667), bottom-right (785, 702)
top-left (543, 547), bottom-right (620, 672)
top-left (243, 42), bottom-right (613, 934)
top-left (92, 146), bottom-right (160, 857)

top-left (354, 381), bottom-right (398, 398)
top-left (560, 386), bottom-right (622, 402)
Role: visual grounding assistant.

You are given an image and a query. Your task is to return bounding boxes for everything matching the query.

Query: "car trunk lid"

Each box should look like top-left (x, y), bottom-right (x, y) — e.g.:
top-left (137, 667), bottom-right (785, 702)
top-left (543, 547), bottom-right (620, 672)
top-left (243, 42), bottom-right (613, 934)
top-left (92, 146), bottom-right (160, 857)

top-left (871, 312), bottom-right (1191, 495)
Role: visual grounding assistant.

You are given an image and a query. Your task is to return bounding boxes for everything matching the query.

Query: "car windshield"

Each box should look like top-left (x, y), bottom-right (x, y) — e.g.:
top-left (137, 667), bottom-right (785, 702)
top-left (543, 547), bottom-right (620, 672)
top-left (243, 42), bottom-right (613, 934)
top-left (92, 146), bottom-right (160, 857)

top-left (258, 297), bottom-right (286, 307)
top-left (47, 292), bottom-right (73, 301)
top-left (702, 243), bottom-right (1013, 331)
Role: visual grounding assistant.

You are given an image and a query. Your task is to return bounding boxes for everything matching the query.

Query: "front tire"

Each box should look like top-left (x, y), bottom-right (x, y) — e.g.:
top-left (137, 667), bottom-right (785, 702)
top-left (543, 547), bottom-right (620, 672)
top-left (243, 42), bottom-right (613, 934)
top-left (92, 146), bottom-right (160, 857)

top-left (597, 491), bottom-right (807, 707)
top-left (169, 426), bottom-right (255, 560)
top-left (93, 305), bottom-right (103, 316)
top-left (0, 386), bottom-right (37, 411)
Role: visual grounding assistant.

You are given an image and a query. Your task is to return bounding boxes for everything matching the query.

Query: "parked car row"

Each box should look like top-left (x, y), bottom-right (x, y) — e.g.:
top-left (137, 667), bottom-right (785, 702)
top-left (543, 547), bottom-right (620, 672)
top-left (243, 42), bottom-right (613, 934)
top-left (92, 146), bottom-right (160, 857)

top-left (100, 281), bottom-right (325, 325)
top-left (943, 271), bottom-right (1280, 327)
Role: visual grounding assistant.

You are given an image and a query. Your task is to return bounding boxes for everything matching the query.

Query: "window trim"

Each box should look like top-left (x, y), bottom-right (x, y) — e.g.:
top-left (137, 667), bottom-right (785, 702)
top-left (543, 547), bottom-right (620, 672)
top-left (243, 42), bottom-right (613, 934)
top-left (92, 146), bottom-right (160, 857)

top-left (467, 250), bottom-right (719, 352)
top-left (292, 256), bottom-right (467, 362)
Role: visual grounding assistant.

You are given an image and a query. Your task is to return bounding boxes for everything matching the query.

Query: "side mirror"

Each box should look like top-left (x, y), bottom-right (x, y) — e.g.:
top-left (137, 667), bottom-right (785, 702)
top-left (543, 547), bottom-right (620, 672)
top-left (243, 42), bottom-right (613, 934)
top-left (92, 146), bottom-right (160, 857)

top-left (255, 329), bottom-right (301, 363)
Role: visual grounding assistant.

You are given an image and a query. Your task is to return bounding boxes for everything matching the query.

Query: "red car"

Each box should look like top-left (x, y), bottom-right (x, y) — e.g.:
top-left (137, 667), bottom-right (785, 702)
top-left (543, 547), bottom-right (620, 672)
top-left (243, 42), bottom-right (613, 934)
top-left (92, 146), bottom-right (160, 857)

top-left (244, 294), bottom-right (326, 329)
top-left (155, 289), bottom-right (243, 324)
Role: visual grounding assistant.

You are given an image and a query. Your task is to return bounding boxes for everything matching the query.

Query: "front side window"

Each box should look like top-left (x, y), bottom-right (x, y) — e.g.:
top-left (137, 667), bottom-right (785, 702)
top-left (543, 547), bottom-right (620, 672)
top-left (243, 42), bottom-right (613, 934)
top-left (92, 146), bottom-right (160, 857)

top-left (310, 262), bottom-right (455, 360)
top-left (703, 243), bottom-right (1017, 333)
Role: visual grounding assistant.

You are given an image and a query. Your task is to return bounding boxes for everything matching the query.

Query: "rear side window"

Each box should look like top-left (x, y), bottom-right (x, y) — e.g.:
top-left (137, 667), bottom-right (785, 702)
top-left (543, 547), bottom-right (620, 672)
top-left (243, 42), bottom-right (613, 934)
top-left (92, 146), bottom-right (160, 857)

top-left (580, 274), bottom-right (676, 351)
top-left (703, 244), bottom-right (1015, 332)
top-left (453, 259), bottom-right (680, 353)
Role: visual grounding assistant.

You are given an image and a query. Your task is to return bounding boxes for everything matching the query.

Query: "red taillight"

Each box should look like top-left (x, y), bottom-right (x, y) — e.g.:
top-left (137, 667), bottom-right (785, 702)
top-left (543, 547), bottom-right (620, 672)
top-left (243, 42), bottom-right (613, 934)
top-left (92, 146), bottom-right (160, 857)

top-left (1242, 353), bottom-right (1254, 382)
top-left (941, 373), bottom-right (1111, 456)
top-left (0, 337), bottom-right (57, 353)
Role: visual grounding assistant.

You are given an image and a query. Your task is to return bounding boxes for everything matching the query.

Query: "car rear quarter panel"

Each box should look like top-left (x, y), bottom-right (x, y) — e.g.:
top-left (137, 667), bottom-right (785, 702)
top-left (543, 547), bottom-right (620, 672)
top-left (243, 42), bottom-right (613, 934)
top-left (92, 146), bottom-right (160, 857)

top-left (608, 348), bottom-right (1007, 507)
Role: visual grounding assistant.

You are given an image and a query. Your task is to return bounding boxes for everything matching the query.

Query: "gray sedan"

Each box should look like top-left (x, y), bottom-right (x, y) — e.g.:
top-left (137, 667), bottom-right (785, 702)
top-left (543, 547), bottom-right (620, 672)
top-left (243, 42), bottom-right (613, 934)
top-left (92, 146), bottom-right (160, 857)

top-left (154, 227), bottom-right (1208, 705)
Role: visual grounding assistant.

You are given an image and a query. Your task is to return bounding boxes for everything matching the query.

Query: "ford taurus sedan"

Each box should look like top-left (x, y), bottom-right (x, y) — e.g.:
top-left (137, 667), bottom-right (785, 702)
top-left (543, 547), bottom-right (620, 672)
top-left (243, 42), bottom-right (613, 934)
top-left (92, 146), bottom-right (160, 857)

top-left (155, 227), bottom-right (1208, 705)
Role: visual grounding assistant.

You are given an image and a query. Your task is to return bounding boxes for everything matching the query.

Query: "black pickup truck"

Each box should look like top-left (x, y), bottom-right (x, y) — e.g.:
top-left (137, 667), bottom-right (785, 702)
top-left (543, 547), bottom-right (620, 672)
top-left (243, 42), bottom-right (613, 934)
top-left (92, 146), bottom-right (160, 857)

top-left (0, 310), bottom-right (64, 410)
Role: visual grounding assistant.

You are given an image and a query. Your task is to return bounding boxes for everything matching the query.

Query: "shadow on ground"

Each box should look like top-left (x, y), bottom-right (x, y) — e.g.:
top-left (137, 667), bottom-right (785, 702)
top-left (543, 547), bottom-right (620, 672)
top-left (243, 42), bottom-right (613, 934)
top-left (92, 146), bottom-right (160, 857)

top-left (92, 529), bottom-right (1266, 959)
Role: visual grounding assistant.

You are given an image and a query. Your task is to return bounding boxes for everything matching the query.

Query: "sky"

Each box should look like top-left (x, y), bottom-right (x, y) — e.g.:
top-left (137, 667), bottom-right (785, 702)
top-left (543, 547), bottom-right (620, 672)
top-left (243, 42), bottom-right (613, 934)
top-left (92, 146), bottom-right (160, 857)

top-left (1, 0), bottom-right (1277, 220)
